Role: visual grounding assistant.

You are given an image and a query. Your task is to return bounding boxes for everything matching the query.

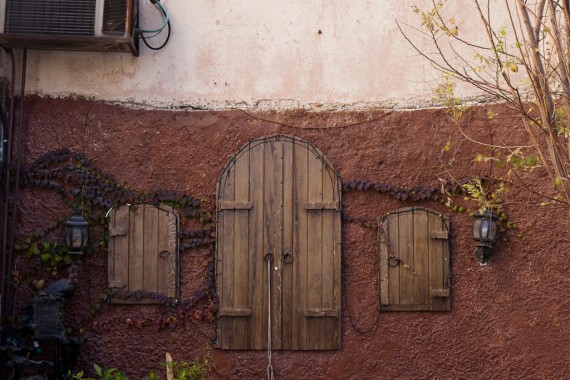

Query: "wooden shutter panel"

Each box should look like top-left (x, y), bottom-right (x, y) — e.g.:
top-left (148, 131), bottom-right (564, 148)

top-left (378, 207), bottom-right (450, 311)
top-left (216, 135), bottom-right (342, 350)
top-left (108, 204), bottom-right (178, 304)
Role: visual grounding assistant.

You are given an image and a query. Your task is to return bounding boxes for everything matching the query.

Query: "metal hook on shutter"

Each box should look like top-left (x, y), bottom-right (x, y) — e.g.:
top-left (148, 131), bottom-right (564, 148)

top-left (388, 256), bottom-right (401, 267)
top-left (264, 253), bottom-right (273, 263)
top-left (282, 252), bottom-right (294, 264)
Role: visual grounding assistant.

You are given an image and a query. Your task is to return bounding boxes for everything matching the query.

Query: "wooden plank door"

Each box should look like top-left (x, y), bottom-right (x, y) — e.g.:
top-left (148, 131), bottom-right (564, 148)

top-left (378, 207), bottom-right (450, 311)
top-left (216, 135), bottom-right (342, 350)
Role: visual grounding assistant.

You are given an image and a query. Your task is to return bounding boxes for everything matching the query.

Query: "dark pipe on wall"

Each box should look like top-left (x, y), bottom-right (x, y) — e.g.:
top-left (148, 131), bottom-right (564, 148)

top-left (1, 48), bottom-right (16, 318)
top-left (1, 48), bottom-right (26, 319)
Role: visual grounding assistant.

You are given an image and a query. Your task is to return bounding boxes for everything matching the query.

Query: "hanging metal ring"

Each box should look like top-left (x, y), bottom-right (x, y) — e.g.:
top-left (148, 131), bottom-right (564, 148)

top-left (282, 252), bottom-right (294, 264)
top-left (388, 256), bottom-right (401, 267)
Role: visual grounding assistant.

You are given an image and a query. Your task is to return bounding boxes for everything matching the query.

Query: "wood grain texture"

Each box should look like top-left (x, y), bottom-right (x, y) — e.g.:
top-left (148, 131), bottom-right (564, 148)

top-left (216, 135), bottom-right (342, 350)
top-left (249, 142), bottom-right (265, 349)
top-left (292, 139), bottom-right (309, 350)
top-left (108, 204), bottom-right (178, 304)
top-left (378, 208), bottom-right (450, 312)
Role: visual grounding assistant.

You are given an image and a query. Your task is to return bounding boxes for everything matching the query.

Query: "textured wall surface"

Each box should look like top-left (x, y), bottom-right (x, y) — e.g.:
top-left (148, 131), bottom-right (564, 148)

top-left (0, 1), bottom-right (510, 110)
top-left (6, 96), bottom-right (569, 379)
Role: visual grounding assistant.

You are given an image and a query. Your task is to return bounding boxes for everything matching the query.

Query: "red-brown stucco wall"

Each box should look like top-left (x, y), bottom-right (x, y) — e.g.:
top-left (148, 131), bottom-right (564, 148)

top-left (4, 96), bottom-right (570, 379)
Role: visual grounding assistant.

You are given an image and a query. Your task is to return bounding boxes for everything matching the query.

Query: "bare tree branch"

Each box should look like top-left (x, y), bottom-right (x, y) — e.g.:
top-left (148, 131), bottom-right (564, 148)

top-left (400, 0), bottom-right (570, 205)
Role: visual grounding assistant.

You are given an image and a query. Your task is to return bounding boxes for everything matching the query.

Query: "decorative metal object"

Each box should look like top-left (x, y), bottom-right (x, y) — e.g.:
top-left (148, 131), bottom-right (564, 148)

top-left (32, 294), bottom-right (66, 340)
top-left (472, 209), bottom-right (498, 264)
top-left (64, 210), bottom-right (89, 255)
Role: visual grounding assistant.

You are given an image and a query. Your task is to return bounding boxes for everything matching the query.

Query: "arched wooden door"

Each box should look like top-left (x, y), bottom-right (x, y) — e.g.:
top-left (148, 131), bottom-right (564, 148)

top-left (216, 135), bottom-right (342, 350)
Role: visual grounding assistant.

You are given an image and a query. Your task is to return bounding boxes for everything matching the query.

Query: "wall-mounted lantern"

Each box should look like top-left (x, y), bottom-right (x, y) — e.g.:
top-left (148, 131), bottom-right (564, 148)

top-left (472, 209), bottom-right (498, 264)
top-left (64, 211), bottom-right (89, 255)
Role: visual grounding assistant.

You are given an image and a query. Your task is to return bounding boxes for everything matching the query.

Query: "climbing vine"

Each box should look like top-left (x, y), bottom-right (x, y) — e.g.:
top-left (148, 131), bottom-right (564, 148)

top-left (8, 148), bottom-right (516, 336)
top-left (8, 148), bottom-right (216, 335)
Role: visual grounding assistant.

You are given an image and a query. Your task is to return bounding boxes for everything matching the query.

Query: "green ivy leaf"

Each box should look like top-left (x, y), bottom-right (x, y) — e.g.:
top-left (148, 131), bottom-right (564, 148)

top-left (29, 244), bottom-right (40, 256)
top-left (94, 364), bottom-right (102, 377)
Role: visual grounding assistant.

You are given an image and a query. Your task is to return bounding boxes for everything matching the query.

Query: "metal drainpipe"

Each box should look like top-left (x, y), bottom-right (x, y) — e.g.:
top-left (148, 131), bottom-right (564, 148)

top-left (2, 48), bottom-right (28, 320)
top-left (1, 47), bottom-right (16, 319)
top-left (5, 48), bottom-right (27, 318)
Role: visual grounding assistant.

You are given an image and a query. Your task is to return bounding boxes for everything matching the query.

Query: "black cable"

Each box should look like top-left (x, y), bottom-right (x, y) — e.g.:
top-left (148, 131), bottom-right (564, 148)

top-left (342, 238), bottom-right (381, 335)
top-left (7, 49), bottom-right (26, 321)
top-left (138, 0), bottom-right (171, 51)
top-left (140, 20), bottom-right (171, 51)
top-left (0, 47), bottom-right (15, 319)
top-left (0, 102), bottom-right (7, 200)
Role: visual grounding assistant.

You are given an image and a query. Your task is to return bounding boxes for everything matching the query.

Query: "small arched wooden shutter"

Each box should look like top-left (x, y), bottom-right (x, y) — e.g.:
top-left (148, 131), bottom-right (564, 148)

top-left (108, 204), bottom-right (179, 304)
top-left (216, 135), bottom-right (342, 350)
top-left (378, 207), bottom-right (450, 311)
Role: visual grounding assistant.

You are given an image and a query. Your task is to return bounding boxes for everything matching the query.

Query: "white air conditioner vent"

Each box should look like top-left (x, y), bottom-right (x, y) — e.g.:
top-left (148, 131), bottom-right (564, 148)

top-left (0, 0), bottom-right (138, 55)
top-left (5, 0), bottom-right (97, 36)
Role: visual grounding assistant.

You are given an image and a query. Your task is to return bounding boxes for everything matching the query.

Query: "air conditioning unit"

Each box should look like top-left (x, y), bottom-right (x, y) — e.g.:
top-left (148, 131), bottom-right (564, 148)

top-left (0, 0), bottom-right (139, 56)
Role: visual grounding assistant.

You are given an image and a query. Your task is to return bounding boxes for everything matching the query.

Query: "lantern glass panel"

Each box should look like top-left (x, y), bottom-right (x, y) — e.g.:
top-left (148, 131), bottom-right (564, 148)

top-left (481, 220), bottom-right (490, 239)
top-left (64, 212), bottom-right (89, 252)
top-left (486, 220), bottom-right (497, 241)
top-left (64, 226), bottom-right (72, 247)
top-left (473, 210), bottom-right (498, 245)
top-left (72, 228), bottom-right (84, 248)
top-left (473, 219), bottom-right (482, 240)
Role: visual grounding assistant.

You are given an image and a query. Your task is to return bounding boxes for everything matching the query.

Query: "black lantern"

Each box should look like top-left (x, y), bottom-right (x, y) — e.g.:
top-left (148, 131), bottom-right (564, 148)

top-left (64, 211), bottom-right (89, 255)
top-left (472, 209), bottom-right (498, 264)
